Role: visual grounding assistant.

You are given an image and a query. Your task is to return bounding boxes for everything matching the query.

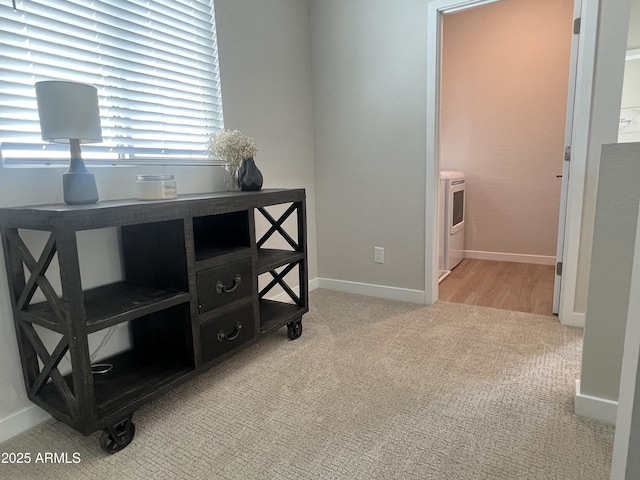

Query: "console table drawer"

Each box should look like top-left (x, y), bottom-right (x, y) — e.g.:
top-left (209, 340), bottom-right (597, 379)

top-left (197, 258), bottom-right (252, 312)
top-left (201, 303), bottom-right (255, 364)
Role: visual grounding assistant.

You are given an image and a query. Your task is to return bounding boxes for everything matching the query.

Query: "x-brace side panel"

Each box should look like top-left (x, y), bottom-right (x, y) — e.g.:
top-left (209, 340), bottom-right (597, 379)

top-left (6, 229), bottom-right (65, 322)
top-left (19, 322), bottom-right (76, 415)
top-left (259, 262), bottom-right (302, 306)
top-left (2, 228), bottom-right (80, 418)
top-left (256, 200), bottom-right (307, 311)
top-left (257, 203), bottom-right (300, 251)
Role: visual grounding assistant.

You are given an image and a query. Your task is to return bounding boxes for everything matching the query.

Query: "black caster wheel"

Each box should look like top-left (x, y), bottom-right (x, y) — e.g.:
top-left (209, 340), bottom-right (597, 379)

top-left (100, 417), bottom-right (135, 454)
top-left (287, 319), bottom-right (303, 340)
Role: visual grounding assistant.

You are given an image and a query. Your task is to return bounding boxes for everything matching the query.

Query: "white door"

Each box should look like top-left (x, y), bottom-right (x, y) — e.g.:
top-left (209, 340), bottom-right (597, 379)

top-left (552, 0), bottom-right (582, 314)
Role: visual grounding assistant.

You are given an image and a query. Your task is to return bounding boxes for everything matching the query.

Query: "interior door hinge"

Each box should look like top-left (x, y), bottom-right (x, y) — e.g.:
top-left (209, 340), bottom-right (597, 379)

top-left (574, 17), bottom-right (581, 34)
top-left (564, 146), bottom-right (571, 162)
top-left (556, 262), bottom-right (563, 276)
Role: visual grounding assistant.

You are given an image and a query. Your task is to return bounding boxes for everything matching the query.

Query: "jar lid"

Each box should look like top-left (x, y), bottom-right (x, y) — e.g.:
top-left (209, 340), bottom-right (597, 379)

top-left (136, 174), bottom-right (175, 181)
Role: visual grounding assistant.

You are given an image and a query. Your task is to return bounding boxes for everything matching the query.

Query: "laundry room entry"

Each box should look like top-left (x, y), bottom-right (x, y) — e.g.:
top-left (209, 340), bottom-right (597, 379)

top-left (436, 0), bottom-right (573, 316)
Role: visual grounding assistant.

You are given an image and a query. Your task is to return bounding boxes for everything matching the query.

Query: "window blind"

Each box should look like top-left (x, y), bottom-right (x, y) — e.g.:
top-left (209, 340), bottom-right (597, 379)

top-left (0, 0), bottom-right (224, 166)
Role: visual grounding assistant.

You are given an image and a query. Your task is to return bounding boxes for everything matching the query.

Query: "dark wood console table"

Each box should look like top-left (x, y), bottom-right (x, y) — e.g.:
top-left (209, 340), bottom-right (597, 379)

top-left (0, 189), bottom-right (308, 453)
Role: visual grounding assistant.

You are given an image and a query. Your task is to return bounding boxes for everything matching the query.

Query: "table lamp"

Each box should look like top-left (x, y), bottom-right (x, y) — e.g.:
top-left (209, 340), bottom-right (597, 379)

top-left (35, 80), bottom-right (102, 205)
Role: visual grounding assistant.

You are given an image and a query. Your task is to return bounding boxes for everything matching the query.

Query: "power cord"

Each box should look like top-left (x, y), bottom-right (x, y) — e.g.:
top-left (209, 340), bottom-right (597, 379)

top-left (90, 326), bottom-right (116, 374)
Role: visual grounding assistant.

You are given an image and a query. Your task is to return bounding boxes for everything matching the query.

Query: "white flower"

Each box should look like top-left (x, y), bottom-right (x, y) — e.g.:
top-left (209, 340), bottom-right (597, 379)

top-left (208, 129), bottom-right (257, 168)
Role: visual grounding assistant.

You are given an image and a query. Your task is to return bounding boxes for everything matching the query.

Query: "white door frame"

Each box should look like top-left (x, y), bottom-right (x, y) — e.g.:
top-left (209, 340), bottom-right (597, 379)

top-left (425, 0), bottom-right (599, 327)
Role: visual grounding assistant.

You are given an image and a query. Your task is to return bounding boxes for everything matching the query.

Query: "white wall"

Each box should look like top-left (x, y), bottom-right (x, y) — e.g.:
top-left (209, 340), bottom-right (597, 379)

top-left (0, 0), bottom-right (317, 441)
top-left (440, 0), bottom-right (573, 260)
top-left (618, 59), bottom-right (640, 143)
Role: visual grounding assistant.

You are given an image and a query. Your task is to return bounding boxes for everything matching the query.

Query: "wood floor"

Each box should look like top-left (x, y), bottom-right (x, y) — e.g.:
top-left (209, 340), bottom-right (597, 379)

top-left (438, 258), bottom-right (555, 316)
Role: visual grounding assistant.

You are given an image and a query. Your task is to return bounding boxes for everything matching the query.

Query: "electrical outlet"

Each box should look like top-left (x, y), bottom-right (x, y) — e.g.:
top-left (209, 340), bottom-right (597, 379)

top-left (374, 247), bottom-right (384, 264)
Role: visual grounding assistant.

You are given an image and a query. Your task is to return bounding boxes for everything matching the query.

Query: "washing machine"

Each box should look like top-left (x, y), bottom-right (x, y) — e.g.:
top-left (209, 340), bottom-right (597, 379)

top-left (440, 171), bottom-right (465, 271)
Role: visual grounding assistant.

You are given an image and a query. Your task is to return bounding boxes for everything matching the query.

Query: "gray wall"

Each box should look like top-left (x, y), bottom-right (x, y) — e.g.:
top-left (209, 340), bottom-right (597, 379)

top-left (611, 144), bottom-right (640, 477)
top-left (574, 0), bottom-right (632, 313)
top-left (581, 143), bottom-right (640, 401)
top-left (215, 0), bottom-right (318, 292)
top-left (578, 0), bottom-right (634, 402)
top-left (310, 0), bottom-right (428, 292)
top-left (0, 0), bottom-right (317, 438)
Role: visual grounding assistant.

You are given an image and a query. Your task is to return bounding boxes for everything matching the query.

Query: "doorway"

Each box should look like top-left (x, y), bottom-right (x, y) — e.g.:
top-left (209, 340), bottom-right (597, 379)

top-left (425, 0), bottom-right (597, 327)
top-left (435, 0), bottom-right (572, 316)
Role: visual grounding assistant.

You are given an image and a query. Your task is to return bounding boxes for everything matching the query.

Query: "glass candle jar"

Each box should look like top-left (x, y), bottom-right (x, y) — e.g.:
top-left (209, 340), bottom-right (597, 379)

top-left (135, 174), bottom-right (177, 200)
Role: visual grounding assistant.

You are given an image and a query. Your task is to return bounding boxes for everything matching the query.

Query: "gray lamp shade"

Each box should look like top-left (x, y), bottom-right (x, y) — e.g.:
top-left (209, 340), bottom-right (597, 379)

top-left (35, 80), bottom-right (103, 144)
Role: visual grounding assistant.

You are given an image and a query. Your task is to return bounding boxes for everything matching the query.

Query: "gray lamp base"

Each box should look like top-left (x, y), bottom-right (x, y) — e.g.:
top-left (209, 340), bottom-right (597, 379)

top-left (63, 171), bottom-right (99, 205)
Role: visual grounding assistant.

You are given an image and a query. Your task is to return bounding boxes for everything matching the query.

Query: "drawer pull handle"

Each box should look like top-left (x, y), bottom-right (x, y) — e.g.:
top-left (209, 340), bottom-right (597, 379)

top-left (216, 274), bottom-right (242, 294)
top-left (218, 322), bottom-right (242, 342)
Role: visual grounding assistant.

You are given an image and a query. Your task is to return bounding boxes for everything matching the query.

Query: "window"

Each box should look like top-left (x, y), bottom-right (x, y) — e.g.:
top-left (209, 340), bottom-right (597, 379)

top-left (0, 0), bottom-right (224, 166)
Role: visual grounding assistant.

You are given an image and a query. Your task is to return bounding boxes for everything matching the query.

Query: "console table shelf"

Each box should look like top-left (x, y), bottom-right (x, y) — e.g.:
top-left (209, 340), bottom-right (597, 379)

top-left (0, 189), bottom-right (308, 453)
top-left (259, 299), bottom-right (306, 333)
top-left (257, 249), bottom-right (305, 274)
top-left (22, 282), bottom-right (190, 334)
top-left (40, 352), bottom-right (195, 422)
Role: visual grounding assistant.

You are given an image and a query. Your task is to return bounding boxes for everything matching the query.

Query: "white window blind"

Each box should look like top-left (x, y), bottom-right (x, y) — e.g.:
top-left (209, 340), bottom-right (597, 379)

top-left (0, 0), bottom-right (224, 166)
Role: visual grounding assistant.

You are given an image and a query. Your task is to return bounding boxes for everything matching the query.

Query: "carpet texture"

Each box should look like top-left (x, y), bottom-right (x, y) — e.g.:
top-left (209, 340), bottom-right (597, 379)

top-left (0, 290), bottom-right (614, 479)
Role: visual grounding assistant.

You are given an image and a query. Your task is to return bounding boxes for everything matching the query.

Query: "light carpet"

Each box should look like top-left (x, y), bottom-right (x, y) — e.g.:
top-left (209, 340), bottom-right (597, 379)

top-left (0, 290), bottom-right (614, 479)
